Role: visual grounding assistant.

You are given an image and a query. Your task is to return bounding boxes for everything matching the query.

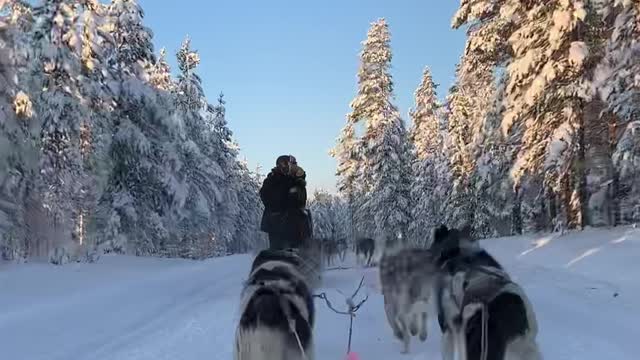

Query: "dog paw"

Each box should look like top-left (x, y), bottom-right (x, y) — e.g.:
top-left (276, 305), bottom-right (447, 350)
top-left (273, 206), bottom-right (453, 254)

top-left (419, 330), bottom-right (427, 342)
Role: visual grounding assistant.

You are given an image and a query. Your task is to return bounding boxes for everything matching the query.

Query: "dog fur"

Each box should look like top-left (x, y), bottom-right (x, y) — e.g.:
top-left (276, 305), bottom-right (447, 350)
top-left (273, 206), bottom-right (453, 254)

top-left (379, 247), bottom-right (437, 353)
top-left (355, 237), bottom-right (375, 266)
top-left (235, 249), bottom-right (315, 360)
top-left (433, 225), bottom-right (542, 360)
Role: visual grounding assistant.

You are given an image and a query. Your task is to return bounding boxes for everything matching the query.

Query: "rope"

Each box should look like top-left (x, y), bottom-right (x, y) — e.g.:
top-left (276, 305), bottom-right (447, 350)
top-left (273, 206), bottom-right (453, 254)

top-left (275, 288), bottom-right (309, 360)
top-left (480, 303), bottom-right (488, 360)
top-left (313, 276), bottom-right (369, 355)
top-left (444, 266), bottom-right (492, 360)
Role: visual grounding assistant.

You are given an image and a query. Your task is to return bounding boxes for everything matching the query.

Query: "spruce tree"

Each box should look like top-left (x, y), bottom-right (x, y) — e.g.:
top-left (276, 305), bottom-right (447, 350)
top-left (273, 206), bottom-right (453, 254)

top-left (333, 18), bottom-right (408, 244)
top-left (500, 0), bottom-right (592, 229)
top-left (407, 67), bottom-right (444, 244)
top-left (97, 0), bottom-right (182, 255)
top-left (612, 121), bottom-right (640, 224)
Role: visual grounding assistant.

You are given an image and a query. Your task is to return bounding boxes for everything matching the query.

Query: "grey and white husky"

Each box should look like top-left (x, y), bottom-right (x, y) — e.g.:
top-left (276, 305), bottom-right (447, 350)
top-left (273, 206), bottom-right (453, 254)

top-left (433, 225), bottom-right (542, 360)
top-left (234, 249), bottom-right (315, 360)
top-left (379, 245), bottom-right (437, 353)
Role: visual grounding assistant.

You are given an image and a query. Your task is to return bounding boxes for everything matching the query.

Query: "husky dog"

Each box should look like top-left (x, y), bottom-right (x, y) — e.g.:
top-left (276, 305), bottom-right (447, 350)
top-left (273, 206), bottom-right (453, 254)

top-left (321, 238), bottom-right (338, 267)
top-left (433, 225), bottom-right (542, 360)
top-left (235, 249), bottom-right (315, 360)
top-left (355, 237), bottom-right (375, 266)
top-left (336, 238), bottom-right (348, 262)
top-left (379, 246), bottom-right (437, 353)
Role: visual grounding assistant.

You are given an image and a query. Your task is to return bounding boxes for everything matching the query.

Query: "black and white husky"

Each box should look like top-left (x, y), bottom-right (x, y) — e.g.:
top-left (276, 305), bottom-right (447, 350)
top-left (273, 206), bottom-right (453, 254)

top-left (433, 225), bottom-right (542, 360)
top-left (235, 249), bottom-right (315, 360)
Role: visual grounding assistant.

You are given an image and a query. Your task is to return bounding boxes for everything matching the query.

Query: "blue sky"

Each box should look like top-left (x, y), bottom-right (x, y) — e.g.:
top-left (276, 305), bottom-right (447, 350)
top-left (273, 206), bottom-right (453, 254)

top-left (138, 0), bottom-right (466, 193)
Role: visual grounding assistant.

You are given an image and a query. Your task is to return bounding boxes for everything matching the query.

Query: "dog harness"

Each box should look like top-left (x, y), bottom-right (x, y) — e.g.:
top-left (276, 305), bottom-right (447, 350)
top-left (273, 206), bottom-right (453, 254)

top-left (444, 265), bottom-right (513, 360)
top-left (273, 286), bottom-right (310, 360)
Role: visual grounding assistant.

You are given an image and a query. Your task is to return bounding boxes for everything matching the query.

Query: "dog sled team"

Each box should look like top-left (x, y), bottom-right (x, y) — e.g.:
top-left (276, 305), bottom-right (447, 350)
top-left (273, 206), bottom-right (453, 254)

top-left (234, 154), bottom-right (542, 360)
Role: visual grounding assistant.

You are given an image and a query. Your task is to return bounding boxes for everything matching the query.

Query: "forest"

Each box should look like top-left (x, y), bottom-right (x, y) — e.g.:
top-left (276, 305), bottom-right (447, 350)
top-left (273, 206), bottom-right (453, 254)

top-left (0, 0), bottom-right (265, 262)
top-left (2, 0), bottom-right (640, 262)
top-left (331, 1), bottom-right (640, 248)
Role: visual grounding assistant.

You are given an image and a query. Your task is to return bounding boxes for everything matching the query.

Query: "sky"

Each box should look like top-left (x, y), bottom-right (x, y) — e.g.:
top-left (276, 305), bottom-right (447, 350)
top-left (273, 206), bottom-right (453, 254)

top-left (137, 0), bottom-right (467, 194)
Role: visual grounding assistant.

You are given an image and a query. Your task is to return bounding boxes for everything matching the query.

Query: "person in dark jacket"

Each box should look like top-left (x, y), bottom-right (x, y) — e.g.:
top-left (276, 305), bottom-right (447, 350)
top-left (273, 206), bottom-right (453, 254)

top-left (260, 155), bottom-right (312, 250)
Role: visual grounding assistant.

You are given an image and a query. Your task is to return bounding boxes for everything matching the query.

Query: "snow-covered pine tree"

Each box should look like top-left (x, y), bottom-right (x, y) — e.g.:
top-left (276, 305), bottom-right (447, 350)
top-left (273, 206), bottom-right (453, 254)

top-left (407, 67), bottom-right (444, 245)
top-left (24, 1), bottom-right (89, 258)
top-left (448, 0), bottom-right (520, 235)
top-left (361, 113), bottom-right (412, 252)
top-left (500, 0), bottom-right (594, 230)
top-left (443, 81), bottom-right (476, 228)
top-left (148, 47), bottom-right (173, 91)
top-left (593, 0), bottom-right (640, 225)
top-left (594, 0), bottom-right (640, 122)
top-left (333, 18), bottom-right (405, 244)
top-left (97, 0), bottom-right (184, 256)
top-left (451, 0), bottom-right (510, 69)
top-left (174, 37), bottom-right (229, 258)
top-left (612, 121), bottom-right (640, 224)
top-left (409, 67), bottom-right (440, 161)
top-left (231, 159), bottom-right (263, 254)
top-left (330, 122), bottom-right (361, 241)
top-left (208, 93), bottom-right (243, 251)
top-left (469, 76), bottom-right (516, 237)
top-left (0, 1), bottom-right (37, 260)
top-left (106, 0), bottom-right (154, 79)
top-left (330, 194), bottom-right (351, 244)
top-left (74, 0), bottom-right (112, 249)
top-left (309, 189), bottom-right (333, 241)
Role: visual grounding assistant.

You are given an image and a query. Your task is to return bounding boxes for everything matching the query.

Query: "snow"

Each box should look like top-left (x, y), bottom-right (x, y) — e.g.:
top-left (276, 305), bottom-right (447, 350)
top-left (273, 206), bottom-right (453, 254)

top-left (569, 41), bottom-right (588, 66)
top-left (2, 227), bottom-right (640, 359)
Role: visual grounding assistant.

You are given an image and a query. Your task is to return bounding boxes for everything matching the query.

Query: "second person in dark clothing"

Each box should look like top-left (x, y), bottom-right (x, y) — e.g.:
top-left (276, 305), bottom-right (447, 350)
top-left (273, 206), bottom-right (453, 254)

top-left (260, 155), bottom-right (312, 250)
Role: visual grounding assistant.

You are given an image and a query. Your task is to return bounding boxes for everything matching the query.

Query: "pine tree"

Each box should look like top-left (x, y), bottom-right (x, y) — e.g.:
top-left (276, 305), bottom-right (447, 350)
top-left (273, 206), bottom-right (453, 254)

top-left (208, 93), bottom-right (242, 251)
top-left (0, 1), bottom-right (36, 260)
top-left (97, 0), bottom-right (183, 255)
top-left (75, 0), bottom-right (112, 248)
top-left (612, 121), bottom-right (640, 224)
top-left (409, 67), bottom-right (440, 161)
top-left (407, 67), bottom-right (444, 245)
top-left (309, 189), bottom-right (333, 241)
top-left (593, 1), bottom-right (640, 225)
top-left (25, 1), bottom-right (87, 251)
top-left (470, 77), bottom-right (515, 237)
top-left (148, 47), bottom-right (173, 91)
top-left (452, 0), bottom-right (510, 68)
top-left (361, 115), bottom-right (412, 251)
top-left (231, 160), bottom-right (263, 253)
top-left (174, 37), bottom-right (235, 257)
top-left (500, 0), bottom-right (592, 230)
top-left (594, 0), bottom-right (640, 121)
top-left (330, 122), bottom-right (361, 241)
top-left (1, 0), bottom-right (259, 261)
top-left (106, 0), bottom-right (154, 79)
top-left (333, 18), bottom-right (405, 243)
top-left (443, 81), bottom-right (476, 228)
top-left (330, 195), bottom-right (352, 243)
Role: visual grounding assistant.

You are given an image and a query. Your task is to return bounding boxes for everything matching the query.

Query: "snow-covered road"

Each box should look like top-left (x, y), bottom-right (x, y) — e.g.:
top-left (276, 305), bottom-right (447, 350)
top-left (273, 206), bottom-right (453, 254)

top-left (1, 227), bottom-right (639, 360)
